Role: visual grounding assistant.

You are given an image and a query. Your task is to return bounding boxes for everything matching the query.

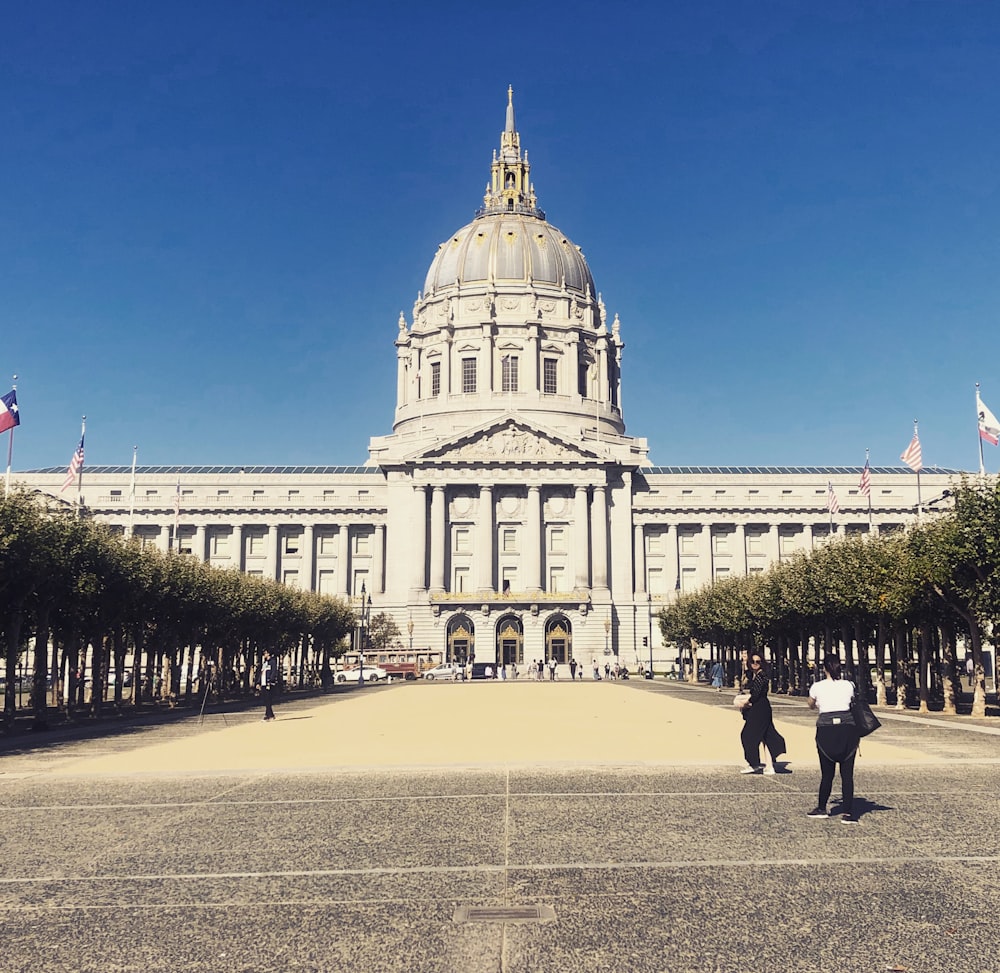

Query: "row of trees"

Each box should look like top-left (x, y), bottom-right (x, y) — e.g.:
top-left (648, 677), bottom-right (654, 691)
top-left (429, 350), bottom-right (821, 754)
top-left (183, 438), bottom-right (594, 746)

top-left (659, 476), bottom-right (1000, 716)
top-left (0, 489), bottom-right (357, 729)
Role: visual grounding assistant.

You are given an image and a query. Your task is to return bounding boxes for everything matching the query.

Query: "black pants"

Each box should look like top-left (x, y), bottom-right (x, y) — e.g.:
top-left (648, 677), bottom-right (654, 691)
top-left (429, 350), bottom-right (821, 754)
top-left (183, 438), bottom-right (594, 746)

top-left (262, 685), bottom-right (275, 720)
top-left (816, 721), bottom-right (859, 811)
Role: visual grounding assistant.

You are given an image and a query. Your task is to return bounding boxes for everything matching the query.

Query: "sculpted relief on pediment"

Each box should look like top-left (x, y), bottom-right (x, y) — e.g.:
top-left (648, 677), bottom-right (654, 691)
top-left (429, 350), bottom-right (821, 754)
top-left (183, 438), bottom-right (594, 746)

top-left (432, 425), bottom-right (587, 462)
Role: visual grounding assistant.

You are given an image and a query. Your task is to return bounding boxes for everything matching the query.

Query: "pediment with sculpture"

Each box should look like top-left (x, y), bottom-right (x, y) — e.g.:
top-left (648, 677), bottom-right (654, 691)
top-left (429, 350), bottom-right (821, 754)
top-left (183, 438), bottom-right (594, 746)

top-left (415, 419), bottom-right (597, 464)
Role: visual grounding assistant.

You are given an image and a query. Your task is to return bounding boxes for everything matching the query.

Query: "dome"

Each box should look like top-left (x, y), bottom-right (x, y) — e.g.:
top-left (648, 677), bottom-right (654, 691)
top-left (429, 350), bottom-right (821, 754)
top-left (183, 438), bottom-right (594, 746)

top-left (423, 213), bottom-right (596, 298)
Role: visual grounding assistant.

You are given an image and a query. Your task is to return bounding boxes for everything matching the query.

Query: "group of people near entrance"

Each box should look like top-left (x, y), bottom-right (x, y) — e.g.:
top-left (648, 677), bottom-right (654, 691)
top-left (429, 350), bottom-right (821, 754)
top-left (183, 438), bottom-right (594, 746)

top-left (738, 652), bottom-right (862, 825)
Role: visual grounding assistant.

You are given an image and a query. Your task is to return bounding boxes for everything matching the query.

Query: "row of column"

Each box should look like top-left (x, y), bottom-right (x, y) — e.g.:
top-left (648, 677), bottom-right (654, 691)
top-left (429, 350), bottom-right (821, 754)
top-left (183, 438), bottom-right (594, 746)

top-left (411, 483), bottom-right (609, 594)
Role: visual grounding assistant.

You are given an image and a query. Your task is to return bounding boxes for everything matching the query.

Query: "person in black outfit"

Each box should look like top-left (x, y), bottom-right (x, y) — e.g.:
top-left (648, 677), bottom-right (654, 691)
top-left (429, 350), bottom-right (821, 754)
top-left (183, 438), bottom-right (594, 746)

top-left (260, 651), bottom-right (276, 721)
top-left (739, 654), bottom-right (786, 774)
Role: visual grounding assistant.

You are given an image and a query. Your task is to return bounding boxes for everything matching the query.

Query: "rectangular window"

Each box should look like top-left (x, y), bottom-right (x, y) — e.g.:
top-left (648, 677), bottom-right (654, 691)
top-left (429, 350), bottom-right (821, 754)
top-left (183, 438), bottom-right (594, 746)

top-left (211, 532), bottom-right (230, 557)
top-left (110, 490), bottom-right (122, 499)
top-left (746, 531), bottom-right (764, 555)
top-left (145, 489), bottom-right (158, 497)
top-left (323, 489), bottom-right (336, 500)
top-left (647, 531), bottom-right (662, 554)
top-left (548, 566), bottom-right (564, 593)
top-left (548, 526), bottom-right (566, 554)
top-left (749, 565), bottom-right (764, 574)
top-left (681, 567), bottom-right (697, 592)
top-left (679, 531), bottom-right (696, 555)
top-left (454, 527), bottom-right (471, 554)
top-left (779, 532), bottom-right (797, 556)
top-left (283, 533), bottom-right (300, 556)
top-left (317, 569), bottom-right (336, 594)
top-left (543, 358), bottom-right (558, 395)
top-left (431, 361), bottom-right (441, 397)
top-left (502, 528), bottom-right (517, 553)
top-left (714, 566), bottom-right (730, 581)
top-left (648, 566), bottom-right (666, 595)
top-left (453, 566), bottom-right (469, 593)
top-left (282, 569), bottom-right (299, 588)
top-left (318, 532), bottom-right (337, 555)
top-left (354, 532), bottom-right (370, 556)
top-left (247, 532), bottom-right (265, 556)
top-left (462, 357), bottom-right (477, 393)
top-left (501, 355), bottom-right (518, 393)
top-left (713, 532), bottom-right (730, 556)
top-left (217, 489), bottom-right (229, 497)
top-left (502, 566), bottom-right (517, 593)
top-left (352, 571), bottom-right (369, 595)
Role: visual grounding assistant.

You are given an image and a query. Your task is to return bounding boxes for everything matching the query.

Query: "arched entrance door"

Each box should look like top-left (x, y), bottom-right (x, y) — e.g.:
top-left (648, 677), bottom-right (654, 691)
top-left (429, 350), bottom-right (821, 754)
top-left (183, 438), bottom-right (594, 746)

top-left (496, 615), bottom-right (523, 666)
top-left (447, 616), bottom-right (475, 664)
top-left (545, 616), bottom-right (572, 664)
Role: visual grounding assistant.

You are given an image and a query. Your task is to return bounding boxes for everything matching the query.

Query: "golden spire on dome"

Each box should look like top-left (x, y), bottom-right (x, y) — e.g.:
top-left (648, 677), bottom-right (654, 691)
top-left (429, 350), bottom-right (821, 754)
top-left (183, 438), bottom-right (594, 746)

top-left (479, 87), bottom-right (543, 219)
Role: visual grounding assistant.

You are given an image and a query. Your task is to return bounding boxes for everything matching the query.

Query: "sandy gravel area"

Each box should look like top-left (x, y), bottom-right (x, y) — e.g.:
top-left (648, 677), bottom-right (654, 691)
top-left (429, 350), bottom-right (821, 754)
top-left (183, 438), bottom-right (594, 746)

top-left (26, 682), bottom-right (935, 777)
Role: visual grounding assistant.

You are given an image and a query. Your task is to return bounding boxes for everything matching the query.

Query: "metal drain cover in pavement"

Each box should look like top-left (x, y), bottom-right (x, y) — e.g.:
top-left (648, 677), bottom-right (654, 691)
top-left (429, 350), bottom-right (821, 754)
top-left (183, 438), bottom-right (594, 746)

top-left (453, 905), bottom-right (556, 924)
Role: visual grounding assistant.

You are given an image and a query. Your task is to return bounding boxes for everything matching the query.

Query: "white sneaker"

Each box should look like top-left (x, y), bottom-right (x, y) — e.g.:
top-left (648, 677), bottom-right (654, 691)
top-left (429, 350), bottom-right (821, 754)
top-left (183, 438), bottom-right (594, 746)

top-left (763, 766), bottom-right (777, 776)
top-left (739, 764), bottom-right (759, 774)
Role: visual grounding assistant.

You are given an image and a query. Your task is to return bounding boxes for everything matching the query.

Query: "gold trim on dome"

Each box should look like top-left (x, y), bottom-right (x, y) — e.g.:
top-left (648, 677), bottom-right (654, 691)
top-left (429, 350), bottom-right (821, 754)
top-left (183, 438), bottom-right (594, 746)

top-left (548, 623), bottom-right (568, 638)
top-left (499, 623), bottom-right (521, 639)
top-left (451, 624), bottom-right (472, 639)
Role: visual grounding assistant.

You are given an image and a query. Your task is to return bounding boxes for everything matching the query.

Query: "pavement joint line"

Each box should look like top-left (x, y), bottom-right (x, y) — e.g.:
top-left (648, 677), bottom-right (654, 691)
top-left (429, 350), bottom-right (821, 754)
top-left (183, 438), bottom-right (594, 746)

top-left (2, 853), bottom-right (997, 888)
top-left (9, 788), bottom-right (988, 813)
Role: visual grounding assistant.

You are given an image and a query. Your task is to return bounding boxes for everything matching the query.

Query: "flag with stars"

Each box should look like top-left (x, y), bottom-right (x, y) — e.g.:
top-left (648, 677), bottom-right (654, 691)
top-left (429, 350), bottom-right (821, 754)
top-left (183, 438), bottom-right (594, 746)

top-left (0, 389), bottom-right (19, 434)
top-left (60, 436), bottom-right (85, 493)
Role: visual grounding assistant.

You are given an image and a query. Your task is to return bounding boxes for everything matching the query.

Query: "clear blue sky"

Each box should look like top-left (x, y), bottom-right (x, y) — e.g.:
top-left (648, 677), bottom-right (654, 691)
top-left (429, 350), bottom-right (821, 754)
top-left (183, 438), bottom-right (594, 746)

top-left (4, 0), bottom-right (999, 473)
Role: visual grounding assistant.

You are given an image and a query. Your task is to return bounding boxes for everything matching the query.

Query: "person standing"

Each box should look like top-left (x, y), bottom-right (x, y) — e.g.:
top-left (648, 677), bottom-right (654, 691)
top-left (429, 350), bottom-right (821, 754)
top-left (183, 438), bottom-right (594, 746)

top-left (739, 654), bottom-right (785, 775)
top-left (807, 654), bottom-right (861, 824)
top-left (260, 651), bottom-right (276, 721)
top-left (710, 660), bottom-right (725, 691)
top-left (569, 658), bottom-right (577, 680)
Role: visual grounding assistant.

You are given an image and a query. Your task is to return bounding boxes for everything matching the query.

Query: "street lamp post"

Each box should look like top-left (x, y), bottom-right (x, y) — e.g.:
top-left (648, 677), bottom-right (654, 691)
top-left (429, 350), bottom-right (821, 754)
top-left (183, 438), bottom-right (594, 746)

top-left (647, 592), bottom-right (653, 676)
top-left (407, 618), bottom-right (414, 655)
top-left (358, 581), bottom-right (369, 686)
top-left (604, 616), bottom-right (610, 656)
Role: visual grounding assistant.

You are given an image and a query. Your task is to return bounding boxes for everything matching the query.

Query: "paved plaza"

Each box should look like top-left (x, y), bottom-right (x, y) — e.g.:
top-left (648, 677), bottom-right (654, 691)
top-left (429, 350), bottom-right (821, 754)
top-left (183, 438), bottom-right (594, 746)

top-left (2, 679), bottom-right (999, 972)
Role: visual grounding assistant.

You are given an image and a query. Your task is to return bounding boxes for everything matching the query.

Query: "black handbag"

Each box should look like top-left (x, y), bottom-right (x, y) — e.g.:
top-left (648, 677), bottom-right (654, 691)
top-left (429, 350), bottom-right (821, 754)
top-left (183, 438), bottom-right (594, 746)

top-left (850, 689), bottom-right (881, 737)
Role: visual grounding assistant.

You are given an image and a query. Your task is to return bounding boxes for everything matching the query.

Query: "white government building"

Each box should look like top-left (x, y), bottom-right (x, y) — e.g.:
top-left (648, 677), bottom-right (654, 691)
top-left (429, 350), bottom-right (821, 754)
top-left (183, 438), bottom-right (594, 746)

top-left (19, 90), bottom-right (958, 673)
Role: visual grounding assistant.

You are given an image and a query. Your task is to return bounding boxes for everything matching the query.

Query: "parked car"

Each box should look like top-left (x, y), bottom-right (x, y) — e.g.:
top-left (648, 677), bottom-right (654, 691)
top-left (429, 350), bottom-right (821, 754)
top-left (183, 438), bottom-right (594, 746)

top-left (422, 663), bottom-right (462, 681)
top-left (335, 666), bottom-right (389, 684)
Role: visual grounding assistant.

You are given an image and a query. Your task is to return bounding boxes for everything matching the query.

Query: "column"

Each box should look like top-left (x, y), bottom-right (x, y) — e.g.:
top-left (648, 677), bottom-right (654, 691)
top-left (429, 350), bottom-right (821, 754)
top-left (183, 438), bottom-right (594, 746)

top-left (338, 522), bottom-right (350, 594)
top-left (574, 485), bottom-right (589, 589)
top-left (526, 324), bottom-right (539, 394)
top-left (230, 524), bottom-right (243, 572)
top-left (430, 486), bottom-right (446, 592)
top-left (158, 525), bottom-right (171, 553)
top-left (396, 348), bottom-right (408, 408)
top-left (266, 523), bottom-right (279, 582)
top-left (734, 523), bottom-right (747, 576)
top-left (194, 525), bottom-right (207, 562)
top-left (302, 524), bottom-right (315, 592)
top-left (525, 484), bottom-right (542, 591)
top-left (633, 523), bottom-right (646, 595)
top-left (374, 523), bottom-right (385, 594)
top-left (591, 485), bottom-right (609, 590)
top-left (411, 486), bottom-right (427, 591)
top-left (477, 485), bottom-right (494, 592)
top-left (766, 523), bottom-right (781, 567)
top-left (698, 523), bottom-right (713, 585)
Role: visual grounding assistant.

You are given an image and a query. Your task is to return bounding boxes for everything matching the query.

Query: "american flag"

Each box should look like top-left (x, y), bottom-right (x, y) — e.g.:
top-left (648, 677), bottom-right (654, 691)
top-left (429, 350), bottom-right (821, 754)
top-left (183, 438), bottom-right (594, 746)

top-left (827, 481), bottom-right (840, 515)
top-left (60, 436), bottom-right (85, 493)
top-left (859, 458), bottom-right (871, 497)
top-left (900, 433), bottom-right (923, 472)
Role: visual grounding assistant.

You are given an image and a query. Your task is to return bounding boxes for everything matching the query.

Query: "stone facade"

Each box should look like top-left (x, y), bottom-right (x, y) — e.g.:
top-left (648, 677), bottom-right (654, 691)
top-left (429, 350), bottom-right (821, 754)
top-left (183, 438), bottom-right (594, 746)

top-left (16, 90), bottom-right (959, 671)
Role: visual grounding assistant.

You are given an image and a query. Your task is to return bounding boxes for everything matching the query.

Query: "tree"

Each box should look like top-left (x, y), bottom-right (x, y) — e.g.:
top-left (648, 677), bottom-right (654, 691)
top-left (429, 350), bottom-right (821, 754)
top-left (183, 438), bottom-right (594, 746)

top-left (366, 612), bottom-right (402, 654)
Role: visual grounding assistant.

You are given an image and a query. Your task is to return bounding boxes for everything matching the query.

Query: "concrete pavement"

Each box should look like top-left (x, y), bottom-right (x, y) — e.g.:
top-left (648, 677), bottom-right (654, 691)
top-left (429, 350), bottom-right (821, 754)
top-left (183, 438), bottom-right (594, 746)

top-left (1, 679), bottom-right (998, 972)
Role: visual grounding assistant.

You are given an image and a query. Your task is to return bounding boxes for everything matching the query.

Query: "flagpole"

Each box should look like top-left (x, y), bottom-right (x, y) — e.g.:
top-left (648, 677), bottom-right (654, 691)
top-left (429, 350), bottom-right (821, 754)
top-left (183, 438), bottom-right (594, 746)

top-left (977, 383), bottom-right (986, 478)
top-left (4, 375), bottom-right (15, 499)
top-left (913, 419), bottom-right (922, 522)
top-left (173, 473), bottom-right (181, 552)
top-left (76, 416), bottom-right (86, 517)
top-left (865, 447), bottom-right (872, 529)
top-left (128, 445), bottom-right (137, 537)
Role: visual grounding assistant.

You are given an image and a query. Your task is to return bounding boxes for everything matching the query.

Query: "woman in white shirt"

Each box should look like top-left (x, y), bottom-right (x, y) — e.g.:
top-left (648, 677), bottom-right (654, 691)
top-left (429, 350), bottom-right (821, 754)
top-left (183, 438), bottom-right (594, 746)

top-left (807, 654), bottom-right (860, 824)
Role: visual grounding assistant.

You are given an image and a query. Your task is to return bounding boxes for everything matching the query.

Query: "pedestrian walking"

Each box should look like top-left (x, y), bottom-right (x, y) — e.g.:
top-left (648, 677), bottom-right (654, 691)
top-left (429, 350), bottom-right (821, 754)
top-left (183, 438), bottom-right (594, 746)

top-left (569, 658), bottom-right (577, 680)
top-left (738, 654), bottom-right (785, 774)
top-left (259, 651), bottom-right (276, 721)
top-left (710, 660), bottom-right (724, 691)
top-left (806, 654), bottom-right (862, 824)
